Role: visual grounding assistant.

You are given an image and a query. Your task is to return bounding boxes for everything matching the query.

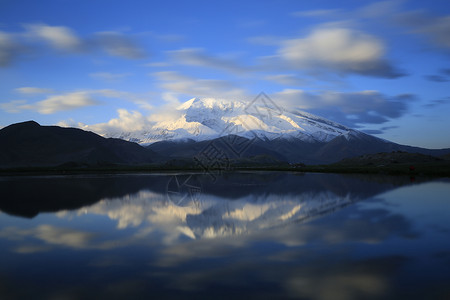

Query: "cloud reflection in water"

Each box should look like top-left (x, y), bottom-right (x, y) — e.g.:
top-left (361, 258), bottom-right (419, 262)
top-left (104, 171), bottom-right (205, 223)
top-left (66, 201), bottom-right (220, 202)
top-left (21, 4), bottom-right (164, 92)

top-left (0, 174), bottom-right (448, 299)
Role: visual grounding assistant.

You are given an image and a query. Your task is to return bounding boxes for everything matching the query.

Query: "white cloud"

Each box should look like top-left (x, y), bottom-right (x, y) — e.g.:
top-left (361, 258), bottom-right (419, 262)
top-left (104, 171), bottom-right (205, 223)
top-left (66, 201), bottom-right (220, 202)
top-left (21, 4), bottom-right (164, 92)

top-left (161, 92), bottom-right (180, 104)
top-left (74, 87), bottom-right (413, 138)
top-left (277, 27), bottom-right (403, 78)
top-left (153, 71), bottom-right (191, 82)
top-left (273, 89), bottom-right (316, 110)
top-left (3, 88), bottom-right (154, 115)
top-left (15, 87), bottom-right (54, 94)
top-left (162, 79), bottom-right (238, 97)
top-left (71, 108), bottom-right (158, 138)
top-left (264, 74), bottom-right (309, 86)
top-left (34, 91), bottom-right (99, 114)
top-left (1, 91), bottom-right (99, 114)
top-left (280, 28), bottom-right (383, 64)
top-left (25, 25), bottom-right (147, 59)
top-left (153, 71), bottom-right (246, 99)
top-left (93, 109), bottom-right (149, 132)
top-left (25, 23), bottom-right (83, 51)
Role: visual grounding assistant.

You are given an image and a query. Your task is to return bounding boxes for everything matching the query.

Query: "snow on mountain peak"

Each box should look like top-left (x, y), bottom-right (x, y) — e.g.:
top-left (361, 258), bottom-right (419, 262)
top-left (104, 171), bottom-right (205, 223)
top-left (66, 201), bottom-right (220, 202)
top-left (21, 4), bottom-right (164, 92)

top-left (96, 97), bottom-right (355, 145)
top-left (176, 97), bottom-right (197, 110)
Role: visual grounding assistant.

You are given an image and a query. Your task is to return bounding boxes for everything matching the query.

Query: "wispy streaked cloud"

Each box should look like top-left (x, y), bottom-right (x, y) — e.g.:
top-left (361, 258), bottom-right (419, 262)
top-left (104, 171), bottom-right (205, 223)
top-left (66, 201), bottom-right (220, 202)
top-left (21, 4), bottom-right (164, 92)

top-left (423, 97), bottom-right (450, 108)
top-left (0, 23), bottom-right (148, 67)
top-left (0, 100), bottom-right (28, 113)
top-left (272, 89), bottom-right (414, 128)
top-left (2, 91), bottom-right (99, 114)
top-left (364, 125), bottom-right (399, 135)
top-left (93, 31), bottom-right (146, 59)
top-left (15, 87), bottom-right (54, 94)
top-left (264, 74), bottom-right (309, 86)
top-left (358, 0), bottom-right (403, 19)
top-left (168, 48), bottom-right (248, 73)
top-left (399, 12), bottom-right (450, 51)
top-left (292, 9), bottom-right (342, 18)
top-left (152, 71), bottom-right (246, 99)
top-left (424, 68), bottom-right (450, 82)
top-left (292, 1), bottom-right (403, 20)
top-left (3, 88), bottom-right (154, 114)
top-left (425, 75), bottom-right (448, 82)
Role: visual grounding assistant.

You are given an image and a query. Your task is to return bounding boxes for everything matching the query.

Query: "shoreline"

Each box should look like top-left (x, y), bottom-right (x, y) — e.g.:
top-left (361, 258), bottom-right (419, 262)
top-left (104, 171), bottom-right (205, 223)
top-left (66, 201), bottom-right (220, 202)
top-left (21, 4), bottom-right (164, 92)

top-left (1, 161), bottom-right (450, 178)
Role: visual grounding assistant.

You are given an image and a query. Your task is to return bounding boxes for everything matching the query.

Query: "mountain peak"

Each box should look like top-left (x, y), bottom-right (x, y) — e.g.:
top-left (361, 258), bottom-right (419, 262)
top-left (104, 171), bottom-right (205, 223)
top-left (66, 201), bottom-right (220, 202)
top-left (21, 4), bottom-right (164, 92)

top-left (0, 120), bottom-right (41, 136)
top-left (11, 120), bottom-right (40, 128)
top-left (177, 98), bottom-right (199, 110)
top-left (96, 97), bottom-right (360, 145)
top-left (178, 97), bottom-right (241, 110)
top-left (99, 97), bottom-right (360, 145)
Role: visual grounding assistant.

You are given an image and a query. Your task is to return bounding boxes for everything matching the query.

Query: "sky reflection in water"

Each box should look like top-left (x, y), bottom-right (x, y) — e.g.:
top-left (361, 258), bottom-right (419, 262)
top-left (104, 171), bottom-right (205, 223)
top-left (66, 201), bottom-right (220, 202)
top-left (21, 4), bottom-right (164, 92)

top-left (0, 173), bottom-right (449, 299)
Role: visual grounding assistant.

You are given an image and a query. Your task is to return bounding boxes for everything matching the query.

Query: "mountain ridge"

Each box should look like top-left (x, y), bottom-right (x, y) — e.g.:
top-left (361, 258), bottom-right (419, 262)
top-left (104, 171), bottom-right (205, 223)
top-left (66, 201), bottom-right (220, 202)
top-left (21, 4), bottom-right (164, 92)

top-left (142, 97), bottom-right (450, 164)
top-left (0, 120), bottom-right (161, 168)
top-left (2, 96), bottom-right (450, 167)
top-left (99, 97), bottom-right (360, 145)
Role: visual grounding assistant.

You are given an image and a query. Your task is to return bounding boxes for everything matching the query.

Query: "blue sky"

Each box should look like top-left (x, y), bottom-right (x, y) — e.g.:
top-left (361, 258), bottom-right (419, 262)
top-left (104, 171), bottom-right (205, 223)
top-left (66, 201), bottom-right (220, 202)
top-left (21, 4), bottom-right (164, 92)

top-left (1, 0), bottom-right (450, 148)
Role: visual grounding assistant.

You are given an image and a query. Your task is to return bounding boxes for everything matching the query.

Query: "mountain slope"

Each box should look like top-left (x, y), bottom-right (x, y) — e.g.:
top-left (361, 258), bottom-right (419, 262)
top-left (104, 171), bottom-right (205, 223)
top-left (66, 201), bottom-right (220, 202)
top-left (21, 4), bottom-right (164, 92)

top-left (3, 96), bottom-right (450, 167)
top-left (142, 97), bottom-right (450, 164)
top-left (0, 121), bottom-right (160, 168)
top-left (101, 97), bottom-right (354, 144)
top-left (148, 134), bottom-right (287, 161)
top-left (147, 130), bottom-right (450, 165)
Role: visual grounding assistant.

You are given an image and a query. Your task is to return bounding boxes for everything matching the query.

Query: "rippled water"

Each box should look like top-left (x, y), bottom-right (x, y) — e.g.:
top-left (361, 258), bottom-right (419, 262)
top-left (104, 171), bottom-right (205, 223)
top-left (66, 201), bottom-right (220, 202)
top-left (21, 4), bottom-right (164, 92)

top-left (0, 172), bottom-right (449, 299)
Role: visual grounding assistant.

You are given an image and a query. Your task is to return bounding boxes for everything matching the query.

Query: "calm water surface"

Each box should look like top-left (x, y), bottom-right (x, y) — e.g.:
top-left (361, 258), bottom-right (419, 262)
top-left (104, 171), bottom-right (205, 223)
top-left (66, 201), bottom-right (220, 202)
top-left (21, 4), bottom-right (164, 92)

top-left (0, 172), bottom-right (449, 299)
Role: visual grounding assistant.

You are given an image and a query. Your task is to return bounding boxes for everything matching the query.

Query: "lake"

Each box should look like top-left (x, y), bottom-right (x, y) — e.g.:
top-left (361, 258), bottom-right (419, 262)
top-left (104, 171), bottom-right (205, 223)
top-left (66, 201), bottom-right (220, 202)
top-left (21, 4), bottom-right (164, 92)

top-left (0, 172), bottom-right (449, 299)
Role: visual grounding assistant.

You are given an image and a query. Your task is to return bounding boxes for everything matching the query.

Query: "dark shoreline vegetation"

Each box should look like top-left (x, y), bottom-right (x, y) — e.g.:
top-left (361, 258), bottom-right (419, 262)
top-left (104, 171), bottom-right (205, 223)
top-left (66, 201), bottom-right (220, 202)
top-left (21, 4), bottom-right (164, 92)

top-left (1, 157), bottom-right (450, 177)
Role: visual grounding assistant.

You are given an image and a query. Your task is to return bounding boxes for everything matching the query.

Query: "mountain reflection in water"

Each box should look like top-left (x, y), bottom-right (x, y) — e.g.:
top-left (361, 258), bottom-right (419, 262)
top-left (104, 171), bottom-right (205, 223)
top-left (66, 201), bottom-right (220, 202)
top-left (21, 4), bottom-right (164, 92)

top-left (0, 173), bottom-right (449, 299)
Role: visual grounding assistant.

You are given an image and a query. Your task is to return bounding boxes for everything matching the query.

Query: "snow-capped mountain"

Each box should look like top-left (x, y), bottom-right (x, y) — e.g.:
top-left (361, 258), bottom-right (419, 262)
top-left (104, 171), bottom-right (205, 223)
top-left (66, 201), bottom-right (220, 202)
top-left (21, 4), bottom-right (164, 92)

top-left (104, 97), bottom-right (358, 145)
top-left (84, 97), bottom-right (450, 164)
top-left (66, 188), bottom-right (355, 240)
